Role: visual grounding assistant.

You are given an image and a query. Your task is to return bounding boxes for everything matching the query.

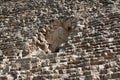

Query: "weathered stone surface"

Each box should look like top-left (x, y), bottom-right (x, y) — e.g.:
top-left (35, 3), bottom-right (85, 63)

top-left (0, 0), bottom-right (120, 80)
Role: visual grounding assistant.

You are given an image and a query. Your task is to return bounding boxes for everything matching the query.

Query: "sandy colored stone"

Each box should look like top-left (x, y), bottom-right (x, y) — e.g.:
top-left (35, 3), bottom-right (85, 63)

top-left (46, 17), bottom-right (77, 52)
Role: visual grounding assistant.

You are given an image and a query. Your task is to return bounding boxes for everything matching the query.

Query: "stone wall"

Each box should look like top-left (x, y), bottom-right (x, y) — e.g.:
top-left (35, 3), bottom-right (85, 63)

top-left (0, 0), bottom-right (120, 80)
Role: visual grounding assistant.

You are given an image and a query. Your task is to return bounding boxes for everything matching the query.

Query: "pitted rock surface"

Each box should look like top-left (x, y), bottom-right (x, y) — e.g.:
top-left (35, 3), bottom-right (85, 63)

top-left (0, 0), bottom-right (120, 80)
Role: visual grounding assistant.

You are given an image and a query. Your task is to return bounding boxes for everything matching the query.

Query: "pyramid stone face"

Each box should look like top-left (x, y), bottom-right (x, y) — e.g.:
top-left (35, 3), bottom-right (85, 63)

top-left (0, 0), bottom-right (120, 80)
